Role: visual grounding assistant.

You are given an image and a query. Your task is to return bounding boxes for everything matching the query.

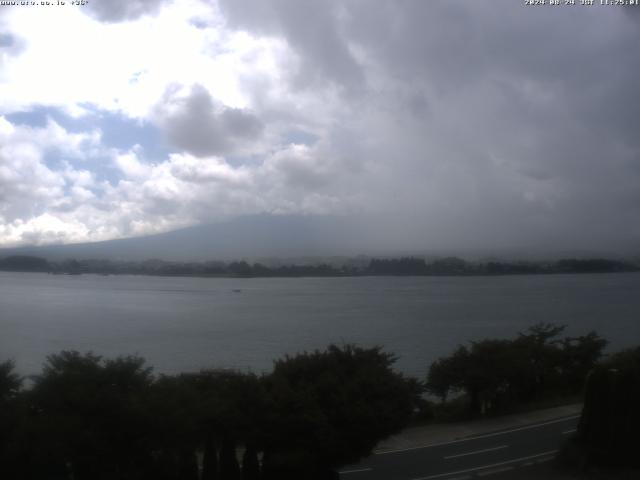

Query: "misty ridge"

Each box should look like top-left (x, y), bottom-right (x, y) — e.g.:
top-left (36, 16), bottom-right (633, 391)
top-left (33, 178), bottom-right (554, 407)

top-left (3, 214), bottom-right (640, 264)
top-left (2, 213), bottom-right (639, 277)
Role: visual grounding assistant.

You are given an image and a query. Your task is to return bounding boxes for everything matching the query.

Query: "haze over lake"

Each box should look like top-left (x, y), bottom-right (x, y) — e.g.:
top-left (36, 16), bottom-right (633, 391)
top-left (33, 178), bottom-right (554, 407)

top-left (2, 271), bottom-right (639, 379)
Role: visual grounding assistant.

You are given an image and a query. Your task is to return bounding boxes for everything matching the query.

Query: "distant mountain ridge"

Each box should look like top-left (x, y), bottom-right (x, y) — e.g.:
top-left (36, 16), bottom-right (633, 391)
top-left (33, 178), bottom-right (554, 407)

top-left (0, 214), bottom-right (635, 263)
top-left (0, 214), bottom-right (387, 262)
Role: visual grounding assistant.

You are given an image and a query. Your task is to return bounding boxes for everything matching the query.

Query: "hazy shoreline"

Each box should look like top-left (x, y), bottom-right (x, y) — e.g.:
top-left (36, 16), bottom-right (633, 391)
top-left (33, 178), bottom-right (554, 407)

top-left (1, 254), bottom-right (638, 279)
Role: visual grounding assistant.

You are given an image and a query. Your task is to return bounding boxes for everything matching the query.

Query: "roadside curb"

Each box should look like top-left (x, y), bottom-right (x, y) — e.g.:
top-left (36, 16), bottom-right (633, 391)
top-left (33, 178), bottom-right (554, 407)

top-left (374, 404), bottom-right (583, 454)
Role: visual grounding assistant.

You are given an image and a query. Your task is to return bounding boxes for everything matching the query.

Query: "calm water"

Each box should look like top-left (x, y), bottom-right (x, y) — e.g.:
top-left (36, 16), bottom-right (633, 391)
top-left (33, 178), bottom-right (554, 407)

top-left (1, 272), bottom-right (639, 378)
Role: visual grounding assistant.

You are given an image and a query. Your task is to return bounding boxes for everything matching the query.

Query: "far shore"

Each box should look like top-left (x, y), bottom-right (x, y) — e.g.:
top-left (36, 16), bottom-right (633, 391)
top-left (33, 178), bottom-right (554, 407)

top-left (1, 254), bottom-right (638, 279)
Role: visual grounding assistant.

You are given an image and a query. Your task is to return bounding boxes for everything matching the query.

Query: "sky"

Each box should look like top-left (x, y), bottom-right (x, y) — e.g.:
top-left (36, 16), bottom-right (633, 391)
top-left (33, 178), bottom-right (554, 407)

top-left (0, 0), bottom-right (639, 255)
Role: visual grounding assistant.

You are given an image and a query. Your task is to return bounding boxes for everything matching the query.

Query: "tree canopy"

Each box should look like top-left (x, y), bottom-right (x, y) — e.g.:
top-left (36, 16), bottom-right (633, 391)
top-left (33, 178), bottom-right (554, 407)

top-left (0, 326), bottom-right (620, 478)
top-left (426, 323), bottom-right (607, 415)
top-left (0, 345), bottom-right (418, 480)
top-left (576, 347), bottom-right (640, 467)
top-left (261, 345), bottom-right (420, 477)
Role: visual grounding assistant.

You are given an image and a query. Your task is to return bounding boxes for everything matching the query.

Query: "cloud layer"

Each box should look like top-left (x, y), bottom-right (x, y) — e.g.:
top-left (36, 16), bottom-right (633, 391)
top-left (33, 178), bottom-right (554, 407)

top-left (155, 84), bottom-right (264, 156)
top-left (0, 0), bottom-right (639, 254)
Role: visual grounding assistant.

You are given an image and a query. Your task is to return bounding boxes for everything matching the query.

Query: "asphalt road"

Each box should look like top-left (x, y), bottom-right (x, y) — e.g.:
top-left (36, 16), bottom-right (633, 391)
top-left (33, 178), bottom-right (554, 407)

top-left (339, 414), bottom-right (579, 480)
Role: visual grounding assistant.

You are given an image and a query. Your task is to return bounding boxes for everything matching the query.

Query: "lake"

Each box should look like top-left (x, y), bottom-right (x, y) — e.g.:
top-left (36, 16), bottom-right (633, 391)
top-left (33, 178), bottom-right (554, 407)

top-left (1, 271), bottom-right (639, 379)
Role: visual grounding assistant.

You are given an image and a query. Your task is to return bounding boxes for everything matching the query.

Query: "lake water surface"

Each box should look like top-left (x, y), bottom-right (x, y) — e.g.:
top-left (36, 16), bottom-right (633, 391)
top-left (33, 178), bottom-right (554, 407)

top-left (1, 272), bottom-right (639, 378)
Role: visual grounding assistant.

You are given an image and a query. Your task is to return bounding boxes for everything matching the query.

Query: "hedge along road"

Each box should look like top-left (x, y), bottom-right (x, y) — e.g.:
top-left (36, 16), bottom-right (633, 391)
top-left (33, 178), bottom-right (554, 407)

top-left (339, 414), bottom-right (579, 480)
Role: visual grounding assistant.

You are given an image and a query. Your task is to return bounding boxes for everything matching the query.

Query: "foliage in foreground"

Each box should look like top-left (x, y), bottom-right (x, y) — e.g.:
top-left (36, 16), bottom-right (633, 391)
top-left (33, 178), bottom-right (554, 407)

top-left (0, 323), bottom-right (623, 478)
top-left (0, 345), bottom-right (418, 480)
top-left (425, 323), bottom-right (608, 416)
top-left (574, 346), bottom-right (640, 468)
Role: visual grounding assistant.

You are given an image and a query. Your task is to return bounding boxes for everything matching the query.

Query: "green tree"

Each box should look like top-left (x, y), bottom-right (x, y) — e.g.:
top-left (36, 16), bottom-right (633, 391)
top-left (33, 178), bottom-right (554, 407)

top-left (425, 346), bottom-right (468, 403)
top-left (261, 345), bottom-right (419, 479)
top-left (426, 341), bottom-right (519, 415)
top-left (29, 351), bottom-right (155, 480)
top-left (426, 324), bottom-right (605, 417)
top-left (577, 347), bottom-right (640, 467)
top-left (145, 374), bottom-right (201, 480)
top-left (558, 332), bottom-right (608, 393)
top-left (0, 360), bottom-right (24, 478)
top-left (184, 369), bottom-right (267, 480)
top-left (0, 360), bottom-right (21, 403)
top-left (512, 322), bottom-right (566, 399)
top-left (241, 444), bottom-right (260, 480)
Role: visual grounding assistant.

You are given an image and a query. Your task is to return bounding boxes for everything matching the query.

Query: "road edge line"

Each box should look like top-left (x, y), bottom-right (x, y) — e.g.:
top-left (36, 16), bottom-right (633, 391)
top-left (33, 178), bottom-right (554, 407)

top-left (376, 415), bottom-right (579, 455)
top-left (410, 450), bottom-right (558, 480)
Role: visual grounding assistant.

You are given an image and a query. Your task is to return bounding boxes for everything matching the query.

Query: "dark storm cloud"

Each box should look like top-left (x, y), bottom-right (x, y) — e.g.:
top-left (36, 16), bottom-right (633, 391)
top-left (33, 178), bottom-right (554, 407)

top-left (5, 0), bottom-right (639, 253)
top-left (623, 4), bottom-right (640, 20)
top-left (83, 0), bottom-right (168, 23)
top-left (216, 0), bottom-right (640, 253)
top-left (156, 84), bottom-right (264, 157)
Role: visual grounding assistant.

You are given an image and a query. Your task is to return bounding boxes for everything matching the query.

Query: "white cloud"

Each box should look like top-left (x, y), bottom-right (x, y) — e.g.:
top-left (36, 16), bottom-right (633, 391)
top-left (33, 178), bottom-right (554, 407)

top-left (0, 112), bottom-right (361, 246)
top-left (114, 149), bottom-right (151, 179)
top-left (168, 153), bottom-right (250, 186)
top-left (154, 84), bottom-right (264, 157)
top-left (0, 0), bottom-right (281, 117)
top-left (0, 116), bottom-right (101, 232)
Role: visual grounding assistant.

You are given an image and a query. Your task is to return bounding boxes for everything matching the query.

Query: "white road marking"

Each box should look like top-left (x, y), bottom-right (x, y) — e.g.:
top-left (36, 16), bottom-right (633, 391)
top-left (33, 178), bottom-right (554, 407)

top-left (536, 456), bottom-right (555, 464)
top-left (339, 467), bottom-right (373, 475)
top-left (562, 429), bottom-right (577, 435)
top-left (477, 465), bottom-right (514, 476)
top-left (444, 445), bottom-right (508, 460)
top-left (410, 450), bottom-right (558, 480)
top-left (376, 415), bottom-right (579, 455)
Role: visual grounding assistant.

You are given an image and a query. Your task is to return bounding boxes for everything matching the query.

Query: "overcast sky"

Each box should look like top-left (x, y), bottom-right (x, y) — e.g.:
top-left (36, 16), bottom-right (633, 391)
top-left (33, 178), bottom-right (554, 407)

top-left (0, 0), bottom-right (639, 254)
